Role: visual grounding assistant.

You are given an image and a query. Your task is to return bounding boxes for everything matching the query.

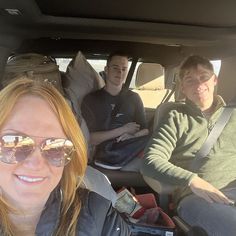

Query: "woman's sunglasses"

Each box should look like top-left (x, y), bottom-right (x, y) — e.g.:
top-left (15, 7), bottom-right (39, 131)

top-left (0, 134), bottom-right (75, 167)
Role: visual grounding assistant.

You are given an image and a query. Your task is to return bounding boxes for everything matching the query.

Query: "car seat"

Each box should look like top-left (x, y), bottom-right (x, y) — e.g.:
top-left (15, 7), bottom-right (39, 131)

top-left (143, 102), bottom-right (181, 210)
top-left (132, 62), bottom-right (170, 109)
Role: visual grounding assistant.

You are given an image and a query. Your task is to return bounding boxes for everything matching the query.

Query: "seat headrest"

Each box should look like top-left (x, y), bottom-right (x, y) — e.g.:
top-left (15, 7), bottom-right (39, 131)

top-left (135, 63), bottom-right (164, 90)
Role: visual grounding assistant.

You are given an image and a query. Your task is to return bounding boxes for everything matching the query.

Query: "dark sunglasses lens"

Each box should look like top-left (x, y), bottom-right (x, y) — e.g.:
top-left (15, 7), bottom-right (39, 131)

top-left (0, 135), bottom-right (34, 164)
top-left (42, 138), bottom-right (74, 167)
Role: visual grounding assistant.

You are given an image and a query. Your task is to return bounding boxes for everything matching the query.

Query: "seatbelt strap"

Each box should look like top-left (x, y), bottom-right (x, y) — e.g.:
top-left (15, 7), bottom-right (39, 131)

top-left (161, 73), bottom-right (177, 104)
top-left (195, 107), bottom-right (234, 159)
top-left (111, 89), bottom-right (128, 118)
top-left (160, 87), bottom-right (175, 104)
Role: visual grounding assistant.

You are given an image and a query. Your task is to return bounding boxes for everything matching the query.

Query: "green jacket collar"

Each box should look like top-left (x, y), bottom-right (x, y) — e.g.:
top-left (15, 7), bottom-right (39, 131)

top-left (184, 95), bottom-right (225, 119)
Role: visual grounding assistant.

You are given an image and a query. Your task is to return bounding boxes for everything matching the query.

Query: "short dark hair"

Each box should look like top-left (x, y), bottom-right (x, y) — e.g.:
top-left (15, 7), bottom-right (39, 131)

top-left (179, 55), bottom-right (214, 80)
top-left (106, 51), bottom-right (129, 66)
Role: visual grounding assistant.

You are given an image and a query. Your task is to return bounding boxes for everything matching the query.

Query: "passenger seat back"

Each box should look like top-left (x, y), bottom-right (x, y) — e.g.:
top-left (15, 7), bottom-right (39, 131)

top-left (144, 102), bottom-right (183, 195)
top-left (132, 63), bottom-right (170, 109)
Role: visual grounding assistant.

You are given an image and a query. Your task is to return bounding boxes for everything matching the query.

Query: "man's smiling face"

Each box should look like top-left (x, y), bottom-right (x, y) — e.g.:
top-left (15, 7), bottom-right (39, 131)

top-left (181, 64), bottom-right (217, 108)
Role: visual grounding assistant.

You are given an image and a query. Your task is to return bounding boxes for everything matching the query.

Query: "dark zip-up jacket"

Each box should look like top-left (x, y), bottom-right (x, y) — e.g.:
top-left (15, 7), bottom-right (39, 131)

top-left (18, 188), bottom-right (130, 236)
top-left (36, 190), bottom-right (130, 236)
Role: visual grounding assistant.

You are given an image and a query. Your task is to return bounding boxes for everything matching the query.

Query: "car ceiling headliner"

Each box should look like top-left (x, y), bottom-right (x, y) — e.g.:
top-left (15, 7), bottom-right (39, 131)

top-left (36, 0), bottom-right (236, 28)
top-left (1, 0), bottom-right (236, 60)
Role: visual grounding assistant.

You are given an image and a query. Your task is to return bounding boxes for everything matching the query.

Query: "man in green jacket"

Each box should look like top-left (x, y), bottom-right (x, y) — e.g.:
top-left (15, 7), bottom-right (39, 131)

top-left (141, 55), bottom-right (236, 235)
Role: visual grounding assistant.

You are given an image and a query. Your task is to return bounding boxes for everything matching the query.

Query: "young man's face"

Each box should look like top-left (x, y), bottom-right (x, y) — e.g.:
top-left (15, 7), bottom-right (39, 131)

top-left (180, 64), bottom-right (217, 107)
top-left (105, 56), bottom-right (128, 87)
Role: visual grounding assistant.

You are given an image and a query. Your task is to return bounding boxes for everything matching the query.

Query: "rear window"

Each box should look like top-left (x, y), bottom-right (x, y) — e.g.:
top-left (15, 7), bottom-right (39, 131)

top-left (211, 60), bottom-right (221, 76)
top-left (56, 58), bottom-right (135, 73)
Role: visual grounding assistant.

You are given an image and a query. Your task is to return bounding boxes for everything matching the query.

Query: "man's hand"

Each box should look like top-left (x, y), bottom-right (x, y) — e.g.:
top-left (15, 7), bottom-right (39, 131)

top-left (189, 176), bottom-right (232, 205)
top-left (122, 122), bottom-right (140, 134)
top-left (116, 133), bottom-right (134, 142)
top-left (90, 122), bottom-right (140, 145)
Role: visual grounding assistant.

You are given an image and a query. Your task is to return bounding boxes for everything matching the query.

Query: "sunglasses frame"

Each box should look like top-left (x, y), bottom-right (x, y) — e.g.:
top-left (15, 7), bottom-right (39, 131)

top-left (0, 133), bottom-right (75, 167)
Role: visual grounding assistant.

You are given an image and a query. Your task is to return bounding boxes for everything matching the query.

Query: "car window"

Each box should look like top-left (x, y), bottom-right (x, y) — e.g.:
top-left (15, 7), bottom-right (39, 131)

top-left (87, 59), bottom-right (107, 73)
top-left (211, 60), bottom-right (221, 76)
top-left (56, 58), bottom-right (134, 76)
top-left (45, 58), bottom-right (222, 78)
top-left (129, 62), bottom-right (142, 89)
top-left (56, 58), bottom-right (72, 72)
top-left (56, 58), bottom-right (107, 73)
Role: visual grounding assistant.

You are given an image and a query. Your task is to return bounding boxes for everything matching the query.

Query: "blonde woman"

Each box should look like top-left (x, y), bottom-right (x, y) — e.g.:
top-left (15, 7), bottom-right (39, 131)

top-left (0, 77), bottom-right (130, 236)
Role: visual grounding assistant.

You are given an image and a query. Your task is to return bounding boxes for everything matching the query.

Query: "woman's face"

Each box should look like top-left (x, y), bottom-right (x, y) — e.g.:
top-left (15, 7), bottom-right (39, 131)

top-left (0, 95), bottom-right (65, 208)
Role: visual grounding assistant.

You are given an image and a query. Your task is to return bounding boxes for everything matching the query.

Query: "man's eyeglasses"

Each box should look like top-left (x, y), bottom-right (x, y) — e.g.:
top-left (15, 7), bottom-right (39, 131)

top-left (0, 134), bottom-right (75, 167)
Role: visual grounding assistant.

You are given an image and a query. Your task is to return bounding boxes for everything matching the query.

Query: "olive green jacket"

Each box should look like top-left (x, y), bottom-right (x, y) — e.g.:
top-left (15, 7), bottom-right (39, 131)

top-left (142, 96), bottom-right (236, 202)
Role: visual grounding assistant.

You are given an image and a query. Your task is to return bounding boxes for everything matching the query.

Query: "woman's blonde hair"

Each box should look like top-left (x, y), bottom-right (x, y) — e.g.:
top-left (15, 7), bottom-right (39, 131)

top-left (0, 76), bottom-right (87, 235)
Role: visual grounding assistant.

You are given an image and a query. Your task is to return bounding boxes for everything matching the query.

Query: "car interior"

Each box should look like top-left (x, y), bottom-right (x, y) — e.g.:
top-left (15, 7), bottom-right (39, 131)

top-left (1, 0), bottom-right (236, 235)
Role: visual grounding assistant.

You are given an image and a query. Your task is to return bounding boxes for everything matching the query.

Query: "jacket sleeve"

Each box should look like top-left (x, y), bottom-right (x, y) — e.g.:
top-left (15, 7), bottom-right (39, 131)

top-left (141, 110), bottom-right (197, 186)
top-left (88, 192), bottom-right (131, 236)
